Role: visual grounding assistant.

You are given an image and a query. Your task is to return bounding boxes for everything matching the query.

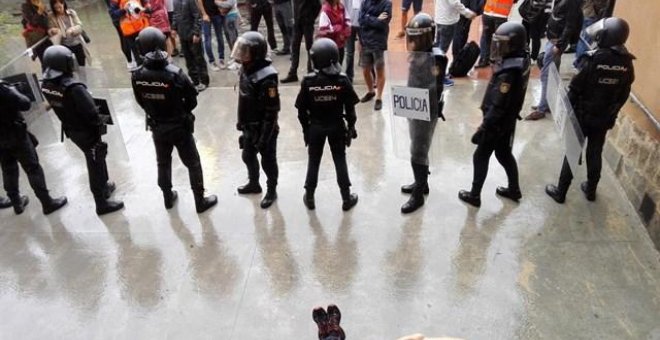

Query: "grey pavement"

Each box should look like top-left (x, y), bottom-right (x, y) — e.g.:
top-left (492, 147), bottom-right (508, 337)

top-left (0, 1), bottom-right (659, 339)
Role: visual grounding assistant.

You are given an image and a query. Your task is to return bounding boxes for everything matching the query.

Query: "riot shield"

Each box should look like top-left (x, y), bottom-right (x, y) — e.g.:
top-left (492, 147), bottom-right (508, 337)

top-left (548, 64), bottom-right (585, 174)
top-left (384, 51), bottom-right (442, 164)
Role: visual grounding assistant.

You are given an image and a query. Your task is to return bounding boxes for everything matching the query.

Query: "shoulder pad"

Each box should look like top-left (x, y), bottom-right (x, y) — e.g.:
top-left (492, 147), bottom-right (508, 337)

top-left (61, 77), bottom-right (85, 89)
top-left (609, 45), bottom-right (636, 59)
top-left (165, 64), bottom-right (182, 74)
top-left (251, 65), bottom-right (278, 82)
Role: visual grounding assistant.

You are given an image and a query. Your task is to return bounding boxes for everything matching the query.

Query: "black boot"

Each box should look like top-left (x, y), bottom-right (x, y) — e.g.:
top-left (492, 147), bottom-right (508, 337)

top-left (163, 190), bottom-right (178, 209)
top-left (545, 184), bottom-right (568, 204)
top-left (194, 192), bottom-right (217, 213)
top-left (104, 181), bottom-right (116, 199)
top-left (580, 181), bottom-right (596, 201)
top-left (400, 182), bottom-right (429, 195)
top-left (260, 186), bottom-right (277, 209)
top-left (496, 186), bottom-right (522, 202)
top-left (10, 195), bottom-right (29, 215)
top-left (303, 188), bottom-right (315, 210)
top-left (95, 197), bottom-right (124, 216)
top-left (237, 181), bottom-right (262, 194)
top-left (0, 196), bottom-right (11, 209)
top-left (401, 163), bottom-right (427, 214)
top-left (340, 187), bottom-right (358, 211)
top-left (458, 190), bottom-right (481, 207)
top-left (41, 196), bottom-right (68, 215)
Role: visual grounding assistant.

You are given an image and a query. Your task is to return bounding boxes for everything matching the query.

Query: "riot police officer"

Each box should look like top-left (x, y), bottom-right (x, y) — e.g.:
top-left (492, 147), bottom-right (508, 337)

top-left (295, 38), bottom-right (359, 211)
top-left (546, 17), bottom-right (635, 203)
top-left (0, 80), bottom-right (67, 215)
top-left (233, 31), bottom-right (280, 209)
top-left (41, 45), bottom-right (124, 216)
top-left (131, 27), bottom-right (217, 213)
top-left (400, 13), bottom-right (447, 214)
top-left (458, 22), bottom-right (530, 207)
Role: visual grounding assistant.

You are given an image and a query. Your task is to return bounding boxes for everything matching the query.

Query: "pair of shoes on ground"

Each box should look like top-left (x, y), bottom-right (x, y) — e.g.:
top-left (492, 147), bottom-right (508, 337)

top-left (359, 92), bottom-right (382, 110)
top-left (313, 305), bottom-right (345, 340)
top-left (545, 181), bottom-right (596, 204)
top-left (209, 60), bottom-right (226, 71)
top-left (237, 181), bottom-right (277, 209)
top-left (273, 48), bottom-right (291, 56)
top-left (458, 186), bottom-right (522, 207)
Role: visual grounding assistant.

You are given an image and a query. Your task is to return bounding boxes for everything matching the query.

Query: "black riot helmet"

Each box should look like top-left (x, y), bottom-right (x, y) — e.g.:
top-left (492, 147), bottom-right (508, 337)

top-left (137, 27), bottom-right (167, 56)
top-left (231, 31), bottom-right (268, 64)
top-left (310, 38), bottom-right (341, 75)
top-left (43, 45), bottom-right (76, 80)
top-left (586, 17), bottom-right (630, 48)
top-left (405, 12), bottom-right (435, 52)
top-left (490, 22), bottom-right (528, 62)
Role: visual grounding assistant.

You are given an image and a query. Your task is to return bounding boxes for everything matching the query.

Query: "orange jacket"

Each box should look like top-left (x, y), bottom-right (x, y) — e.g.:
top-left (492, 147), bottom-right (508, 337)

top-left (483, 0), bottom-right (515, 17)
top-left (118, 0), bottom-right (150, 37)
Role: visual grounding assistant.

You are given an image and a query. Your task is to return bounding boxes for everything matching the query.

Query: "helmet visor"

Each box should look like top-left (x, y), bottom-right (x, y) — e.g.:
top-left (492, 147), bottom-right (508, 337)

top-left (230, 37), bottom-right (252, 64)
top-left (585, 18), bottom-right (606, 42)
top-left (405, 26), bottom-right (433, 51)
top-left (490, 33), bottom-right (511, 62)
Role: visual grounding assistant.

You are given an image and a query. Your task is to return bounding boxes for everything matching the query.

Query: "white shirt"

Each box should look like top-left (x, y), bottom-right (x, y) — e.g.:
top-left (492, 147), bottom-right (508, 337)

top-left (434, 0), bottom-right (473, 25)
top-left (165, 0), bottom-right (174, 12)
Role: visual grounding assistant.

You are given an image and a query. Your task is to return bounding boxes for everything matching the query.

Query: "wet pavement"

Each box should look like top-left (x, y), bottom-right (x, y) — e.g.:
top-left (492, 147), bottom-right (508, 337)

top-left (1, 1), bottom-right (659, 339)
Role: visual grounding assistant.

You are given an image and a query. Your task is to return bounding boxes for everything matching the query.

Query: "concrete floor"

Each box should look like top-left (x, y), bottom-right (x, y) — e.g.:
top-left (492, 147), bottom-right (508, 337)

top-left (1, 1), bottom-right (660, 339)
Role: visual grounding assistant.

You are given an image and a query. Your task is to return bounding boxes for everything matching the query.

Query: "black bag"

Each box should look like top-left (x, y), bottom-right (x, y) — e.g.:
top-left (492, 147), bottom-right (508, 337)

top-left (82, 30), bottom-right (91, 44)
top-left (449, 41), bottom-right (480, 78)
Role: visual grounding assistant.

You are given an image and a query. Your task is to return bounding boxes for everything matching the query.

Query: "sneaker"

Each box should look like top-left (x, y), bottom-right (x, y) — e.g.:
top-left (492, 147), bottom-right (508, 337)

top-left (210, 62), bottom-right (221, 72)
top-left (524, 110), bottom-right (547, 121)
top-left (126, 61), bottom-right (137, 71)
top-left (195, 83), bottom-right (207, 92)
top-left (374, 99), bottom-right (383, 111)
top-left (360, 92), bottom-right (375, 103)
top-left (227, 61), bottom-right (240, 71)
top-left (273, 49), bottom-right (291, 56)
top-left (218, 59), bottom-right (226, 69)
top-left (443, 77), bottom-right (454, 87)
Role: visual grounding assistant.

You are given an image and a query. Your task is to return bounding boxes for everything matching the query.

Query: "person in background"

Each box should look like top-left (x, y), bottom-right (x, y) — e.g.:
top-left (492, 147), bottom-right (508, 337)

top-left (165, 0), bottom-right (179, 56)
top-left (358, 0), bottom-right (391, 111)
top-left (104, 0), bottom-right (134, 66)
top-left (574, 0), bottom-right (610, 68)
top-left (216, 0), bottom-right (240, 70)
top-left (317, 0), bottom-right (351, 65)
top-left (395, 0), bottom-right (423, 38)
top-left (48, 0), bottom-right (88, 67)
top-left (21, 0), bottom-right (53, 68)
top-left (520, 0), bottom-right (551, 61)
top-left (344, 0), bottom-right (361, 83)
top-left (147, 0), bottom-right (173, 56)
top-left (451, 0), bottom-right (483, 58)
top-left (173, 0), bottom-right (210, 91)
top-left (474, 0), bottom-right (517, 69)
top-left (248, 0), bottom-right (278, 52)
top-left (197, 0), bottom-right (226, 70)
top-left (272, 0), bottom-right (294, 56)
top-left (110, 0), bottom-right (152, 68)
top-left (280, 0), bottom-right (322, 83)
top-left (433, 0), bottom-right (476, 86)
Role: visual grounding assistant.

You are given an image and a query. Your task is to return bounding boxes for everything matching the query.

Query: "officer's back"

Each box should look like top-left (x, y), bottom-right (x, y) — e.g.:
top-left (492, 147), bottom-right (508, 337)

top-left (300, 71), bottom-right (353, 126)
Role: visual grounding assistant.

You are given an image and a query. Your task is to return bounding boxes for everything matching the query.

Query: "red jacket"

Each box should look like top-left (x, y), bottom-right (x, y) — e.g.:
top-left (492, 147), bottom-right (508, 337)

top-left (317, 1), bottom-right (351, 48)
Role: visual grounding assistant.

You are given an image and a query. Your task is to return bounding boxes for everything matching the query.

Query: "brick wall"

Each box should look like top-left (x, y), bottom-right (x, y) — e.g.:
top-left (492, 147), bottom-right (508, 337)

top-left (604, 100), bottom-right (660, 249)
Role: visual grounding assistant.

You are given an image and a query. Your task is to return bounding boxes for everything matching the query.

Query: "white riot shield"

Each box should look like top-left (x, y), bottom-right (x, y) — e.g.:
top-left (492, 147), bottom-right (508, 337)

top-left (548, 64), bottom-right (585, 174)
top-left (385, 51), bottom-right (441, 164)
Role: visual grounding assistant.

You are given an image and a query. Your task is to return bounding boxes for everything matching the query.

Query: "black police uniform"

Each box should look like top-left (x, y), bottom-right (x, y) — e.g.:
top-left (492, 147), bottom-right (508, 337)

top-left (237, 59), bottom-right (280, 198)
top-left (132, 50), bottom-right (216, 212)
top-left (41, 75), bottom-right (116, 209)
top-left (555, 46), bottom-right (634, 198)
top-left (295, 71), bottom-right (359, 204)
top-left (0, 81), bottom-right (66, 214)
top-left (466, 56), bottom-right (530, 204)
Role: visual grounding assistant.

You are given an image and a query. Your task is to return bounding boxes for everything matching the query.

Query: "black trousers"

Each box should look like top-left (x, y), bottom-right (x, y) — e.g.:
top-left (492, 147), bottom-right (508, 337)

top-left (471, 130), bottom-right (519, 194)
top-left (288, 20), bottom-right (315, 76)
top-left (181, 37), bottom-right (210, 86)
top-left (558, 128), bottom-right (607, 188)
top-left (452, 15), bottom-right (472, 59)
top-left (112, 20), bottom-right (132, 63)
top-left (273, 1), bottom-right (293, 52)
top-left (305, 124), bottom-right (351, 190)
top-left (0, 133), bottom-right (49, 201)
top-left (250, 4), bottom-right (278, 50)
top-left (67, 130), bottom-right (109, 199)
top-left (153, 127), bottom-right (205, 194)
top-left (125, 33), bottom-right (143, 65)
top-left (522, 14), bottom-right (549, 60)
top-left (242, 130), bottom-right (279, 188)
top-left (66, 43), bottom-right (86, 67)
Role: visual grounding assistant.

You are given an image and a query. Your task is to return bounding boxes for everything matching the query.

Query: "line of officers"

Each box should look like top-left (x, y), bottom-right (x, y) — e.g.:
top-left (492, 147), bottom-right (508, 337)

top-left (0, 13), bottom-right (634, 217)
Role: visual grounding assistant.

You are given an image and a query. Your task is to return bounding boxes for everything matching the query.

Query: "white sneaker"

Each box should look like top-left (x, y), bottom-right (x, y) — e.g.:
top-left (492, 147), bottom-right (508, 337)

top-left (126, 61), bottom-right (137, 70)
top-left (195, 83), bottom-right (207, 92)
top-left (227, 61), bottom-right (239, 71)
top-left (210, 62), bottom-right (221, 72)
top-left (218, 59), bottom-right (227, 69)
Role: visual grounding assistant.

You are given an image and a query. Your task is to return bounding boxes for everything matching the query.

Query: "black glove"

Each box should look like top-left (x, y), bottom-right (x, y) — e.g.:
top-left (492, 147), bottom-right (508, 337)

top-left (471, 128), bottom-right (484, 145)
top-left (345, 127), bottom-right (357, 147)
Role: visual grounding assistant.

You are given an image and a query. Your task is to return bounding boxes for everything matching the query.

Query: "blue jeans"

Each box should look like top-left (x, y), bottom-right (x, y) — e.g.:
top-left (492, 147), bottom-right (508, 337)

top-left (574, 16), bottom-right (597, 69)
top-left (537, 41), bottom-right (561, 113)
top-left (202, 14), bottom-right (225, 63)
top-left (434, 23), bottom-right (456, 53)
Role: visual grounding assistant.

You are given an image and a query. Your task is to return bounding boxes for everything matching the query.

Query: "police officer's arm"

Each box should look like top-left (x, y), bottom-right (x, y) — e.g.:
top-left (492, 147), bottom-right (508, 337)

top-left (0, 83), bottom-right (31, 112)
top-left (130, 73), bottom-right (146, 109)
top-left (567, 56), bottom-right (592, 111)
top-left (69, 84), bottom-right (102, 127)
top-left (609, 63), bottom-right (635, 125)
top-left (343, 82), bottom-right (360, 129)
top-left (258, 78), bottom-right (280, 145)
top-left (481, 73), bottom-right (514, 131)
top-left (177, 70), bottom-right (198, 112)
top-left (295, 79), bottom-right (310, 131)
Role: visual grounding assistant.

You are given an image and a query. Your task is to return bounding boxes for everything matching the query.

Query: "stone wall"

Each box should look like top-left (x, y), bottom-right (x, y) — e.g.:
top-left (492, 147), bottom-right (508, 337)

top-left (605, 100), bottom-right (660, 250)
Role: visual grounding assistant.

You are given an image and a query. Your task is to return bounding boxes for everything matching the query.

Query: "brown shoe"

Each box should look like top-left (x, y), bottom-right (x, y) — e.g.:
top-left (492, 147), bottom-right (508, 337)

top-left (396, 31), bottom-right (405, 38)
top-left (524, 110), bottom-right (547, 121)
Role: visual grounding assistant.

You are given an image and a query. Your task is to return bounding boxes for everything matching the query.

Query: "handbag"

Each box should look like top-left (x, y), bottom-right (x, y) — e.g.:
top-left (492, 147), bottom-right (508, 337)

top-left (82, 30), bottom-right (91, 43)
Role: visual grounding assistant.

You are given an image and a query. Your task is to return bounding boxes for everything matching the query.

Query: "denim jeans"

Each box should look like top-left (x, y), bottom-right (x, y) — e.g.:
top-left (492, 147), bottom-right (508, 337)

top-left (223, 16), bottom-right (239, 50)
top-left (202, 14), bottom-right (225, 63)
top-left (537, 41), bottom-right (561, 113)
top-left (434, 23), bottom-right (456, 53)
top-left (574, 16), bottom-right (597, 69)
